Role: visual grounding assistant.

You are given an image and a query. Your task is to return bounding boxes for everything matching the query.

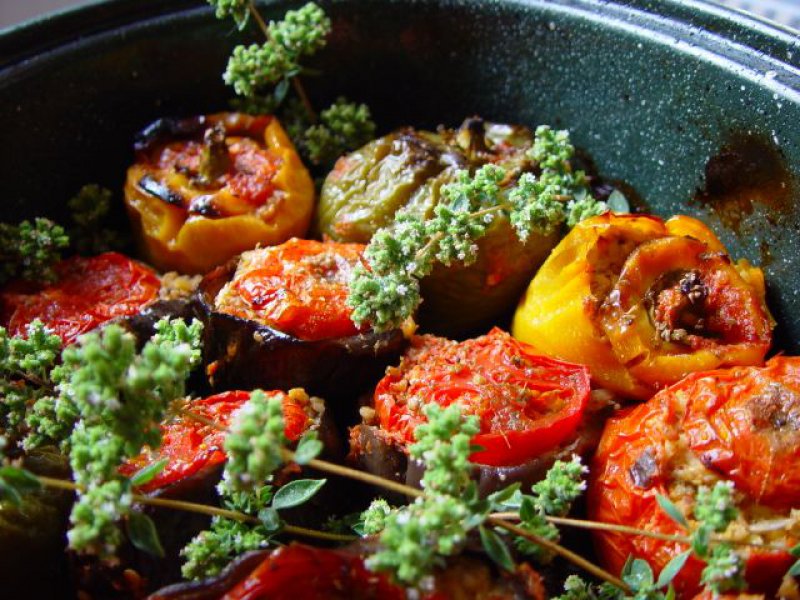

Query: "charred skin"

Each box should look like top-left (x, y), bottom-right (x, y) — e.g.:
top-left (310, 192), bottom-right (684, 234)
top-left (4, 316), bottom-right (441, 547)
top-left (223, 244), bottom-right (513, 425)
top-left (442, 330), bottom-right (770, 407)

top-left (197, 259), bottom-right (407, 420)
top-left (149, 542), bottom-right (547, 600)
top-left (125, 112), bottom-right (314, 275)
top-left (588, 357), bottom-right (799, 598)
top-left (512, 213), bottom-right (773, 401)
top-left (316, 118), bottom-right (561, 337)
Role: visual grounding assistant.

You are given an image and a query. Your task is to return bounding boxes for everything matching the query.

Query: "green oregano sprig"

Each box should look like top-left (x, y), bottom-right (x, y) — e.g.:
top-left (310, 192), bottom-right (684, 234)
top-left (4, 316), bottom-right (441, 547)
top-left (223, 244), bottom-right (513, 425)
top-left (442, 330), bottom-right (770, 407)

top-left (0, 218), bottom-right (69, 285)
top-left (181, 392), bottom-right (327, 579)
top-left (210, 1), bottom-right (375, 166)
top-left (61, 318), bottom-right (203, 557)
top-left (348, 126), bottom-right (609, 332)
top-left (366, 403), bottom-right (486, 585)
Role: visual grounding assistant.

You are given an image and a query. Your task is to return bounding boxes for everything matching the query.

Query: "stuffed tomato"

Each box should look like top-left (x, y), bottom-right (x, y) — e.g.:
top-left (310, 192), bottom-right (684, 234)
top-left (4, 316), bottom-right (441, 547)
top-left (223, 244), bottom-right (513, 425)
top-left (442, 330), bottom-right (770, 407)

top-left (125, 113), bottom-right (314, 274)
top-left (0, 252), bottom-right (161, 345)
top-left (103, 389), bottom-right (335, 595)
top-left (588, 357), bottom-right (800, 598)
top-left (350, 328), bottom-right (607, 495)
top-left (512, 213), bottom-right (773, 400)
top-left (198, 239), bottom-right (407, 409)
top-left (151, 542), bottom-right (546, 600)
top-left (316, 118), bottom-right (562, 335)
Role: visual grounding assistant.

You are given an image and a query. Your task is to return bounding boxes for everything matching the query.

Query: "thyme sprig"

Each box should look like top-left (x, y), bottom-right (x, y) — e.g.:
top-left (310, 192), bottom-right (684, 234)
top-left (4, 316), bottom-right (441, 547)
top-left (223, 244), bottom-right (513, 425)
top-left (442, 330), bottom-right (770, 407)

top-left (210, 1), bottom-right (375, 165)
top-left (348, 126), bottom-right (609, 332)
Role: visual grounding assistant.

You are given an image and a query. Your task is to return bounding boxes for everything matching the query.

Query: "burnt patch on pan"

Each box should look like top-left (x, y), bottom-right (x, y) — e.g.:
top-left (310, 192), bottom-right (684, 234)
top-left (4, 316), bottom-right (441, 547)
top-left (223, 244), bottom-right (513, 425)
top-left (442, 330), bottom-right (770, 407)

top-left (694, 133), bottom-right (794, 234)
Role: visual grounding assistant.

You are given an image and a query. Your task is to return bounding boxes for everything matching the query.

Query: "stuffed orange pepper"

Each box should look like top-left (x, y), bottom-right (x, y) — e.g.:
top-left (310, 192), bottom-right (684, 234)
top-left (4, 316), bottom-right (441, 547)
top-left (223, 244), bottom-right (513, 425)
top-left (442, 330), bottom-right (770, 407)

top-left (512, 213), bottom-right (773, 400)
top-left (124, 112), bottom-right (314, 274)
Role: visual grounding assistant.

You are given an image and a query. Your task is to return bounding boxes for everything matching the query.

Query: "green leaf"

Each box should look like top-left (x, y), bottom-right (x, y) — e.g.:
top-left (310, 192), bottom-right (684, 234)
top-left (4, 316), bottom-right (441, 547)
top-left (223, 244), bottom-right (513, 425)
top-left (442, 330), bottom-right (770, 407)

top-left (692, 524), bottom-right (711, 558)
top-left (0, 466), bottom-right (42, 494)
top-left (126, 511), bottom-right (165, 558)
top-left (623, 558), bottom-right (654, 590)
top-left (272, 478), bottom-right (326, 510)
top-left (129, 458), bottom-right (168, 487)
top-left (519, 496), bottom-right (536, 522)
top-left (607, 189), bottom-right (630, 213)
top-left (293, 433), bottom-right (323, 465)
top-left (258, 507), bottom-right (282, 532)
top-left (656, 494), bottom-right (688, 528)
top-left (788, 558), bottom-right (800, 578)
top-left (0, 479), bottom-right (22, 507)
top-left (487, 483), bottom-right (521, 508)
top-left (273, 78), bottom-right (291, 104)
top-left (656, 550), bottom-right (691, 589)
top-left (790, 542), bottom-right (800, 557)
top-left (479, 525), bottom-right (515, 572)
top-left (665, 584), bottom-right (676, 600)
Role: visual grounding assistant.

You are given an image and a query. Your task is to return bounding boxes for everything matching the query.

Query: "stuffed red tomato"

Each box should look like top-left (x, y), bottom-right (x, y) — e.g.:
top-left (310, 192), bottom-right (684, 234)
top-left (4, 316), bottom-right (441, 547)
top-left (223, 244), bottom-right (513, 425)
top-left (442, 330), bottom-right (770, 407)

top-left (120, 389), bottom-right (328, 495)
top-left (588, 357), bottom-right (800, 598)
top-left (350, 328), bottom-right (607, 495)
top-left (0, 252), bottom-right (160, 345)
top-left (198, 239), bottom-right (407, 408)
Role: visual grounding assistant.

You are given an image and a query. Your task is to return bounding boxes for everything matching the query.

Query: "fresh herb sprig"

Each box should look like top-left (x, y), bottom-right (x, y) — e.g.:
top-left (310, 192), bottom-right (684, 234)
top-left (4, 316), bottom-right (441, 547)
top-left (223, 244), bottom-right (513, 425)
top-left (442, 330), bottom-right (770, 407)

top-left (0, 218), bottom-right (69, 285)
top-left (348, 126), bottom-right (609, 332)
top-left (210, 0), bottom-right (376, 165)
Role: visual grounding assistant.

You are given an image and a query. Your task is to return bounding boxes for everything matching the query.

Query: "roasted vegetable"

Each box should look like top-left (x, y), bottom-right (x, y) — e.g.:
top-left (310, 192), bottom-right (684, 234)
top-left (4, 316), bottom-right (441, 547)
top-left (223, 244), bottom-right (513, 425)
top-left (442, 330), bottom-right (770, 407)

top-left (350, 328), bottom-right (610, 496)
top-left (0, 252), bottom-right (160, 345)
top-left (124, 113), bottom-right (314, 274)
top-left (512, 213), bottom-right (773, 400)
top-left (120, 389), bottom-right (331, 494)
top-left (198, 239), bottom-right (407, 416)
top-left (150, 542), bottom-right (547, 600)
top-left (588, 357), bottom-right (799, 598)
top-left (317, 118), bottom-right (561, 335)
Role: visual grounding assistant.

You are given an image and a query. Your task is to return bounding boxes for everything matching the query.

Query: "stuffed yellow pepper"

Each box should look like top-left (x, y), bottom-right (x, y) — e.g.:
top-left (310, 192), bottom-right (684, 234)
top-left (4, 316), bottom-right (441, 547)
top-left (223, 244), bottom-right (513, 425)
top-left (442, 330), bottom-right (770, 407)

top-left (124, 112), bottom-right (314, 274)
top-left (512, 213), bottom-right (773, 400)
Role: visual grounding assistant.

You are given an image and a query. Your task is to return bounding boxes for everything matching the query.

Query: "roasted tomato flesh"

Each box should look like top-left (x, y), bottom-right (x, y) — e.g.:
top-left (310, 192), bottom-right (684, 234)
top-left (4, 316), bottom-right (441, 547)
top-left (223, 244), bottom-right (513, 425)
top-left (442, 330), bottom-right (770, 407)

top-left (373, 327), bottom-right (590, 466)
top-left (1, 252), bottom-right (160, 345)
top-left (589, 357), bottom-right (799, 598)
top-left (121, 389), bottom-right (316, 493)
top-left (214, 239), bottom-right (368, 341)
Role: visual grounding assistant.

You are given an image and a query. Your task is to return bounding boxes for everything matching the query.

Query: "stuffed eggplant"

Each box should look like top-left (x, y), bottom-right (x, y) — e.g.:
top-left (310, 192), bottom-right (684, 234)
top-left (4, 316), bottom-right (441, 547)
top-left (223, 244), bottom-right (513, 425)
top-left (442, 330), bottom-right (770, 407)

top-left (78, 389), bottom-right (338, 596)
top-left (124, 113), bottom-right (314, 274)
top-left (150, 542), bottom-right (547, 600)
top-left (512, 213), bottom-right (774, 400)
top-left (316, 118), bottom-right (562, 336)
top-left (588, 357), bottom-right (799, 598)
top-left (198, 239), bottom-right (408, 417)
top-left (0, 252), bottom-right (161, 345)
top-left (349, 327), bottom-right (612, 496)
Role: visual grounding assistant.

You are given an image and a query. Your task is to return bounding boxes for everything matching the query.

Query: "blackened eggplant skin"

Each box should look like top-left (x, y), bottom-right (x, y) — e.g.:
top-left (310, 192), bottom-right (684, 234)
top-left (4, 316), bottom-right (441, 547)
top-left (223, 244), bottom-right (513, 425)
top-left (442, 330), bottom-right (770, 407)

top-left (197, 262), bottom-right (408, 421)
top-left (350, 391), bottom-right (615, 500)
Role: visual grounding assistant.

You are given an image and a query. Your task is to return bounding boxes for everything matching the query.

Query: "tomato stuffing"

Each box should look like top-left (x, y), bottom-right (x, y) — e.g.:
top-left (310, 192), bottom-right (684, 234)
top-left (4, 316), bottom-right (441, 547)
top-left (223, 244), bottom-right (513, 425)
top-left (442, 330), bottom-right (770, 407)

top-left (589, 357), bottom-right (799, 598)
top-left (120, 389), bottom-right (317, 494)
top-left (214, 238), bottom-right (368, 341)
top-left (373, 327), bottom-right (591, 466)
top-left (0, 252), bottom-right (160, 345)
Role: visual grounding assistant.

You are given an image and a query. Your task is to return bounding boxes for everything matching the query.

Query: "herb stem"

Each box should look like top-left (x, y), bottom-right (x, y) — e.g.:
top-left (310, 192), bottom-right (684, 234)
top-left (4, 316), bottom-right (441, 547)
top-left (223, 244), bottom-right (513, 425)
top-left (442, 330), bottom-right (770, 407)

top-left (247, 1), bottom-right (317, 122)
top-left (492, 513), bottom-right (790, 553)
top-left (36, 475), bottom-right (356, 543)
top-left (489, 517), bottom-right (631, 593)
